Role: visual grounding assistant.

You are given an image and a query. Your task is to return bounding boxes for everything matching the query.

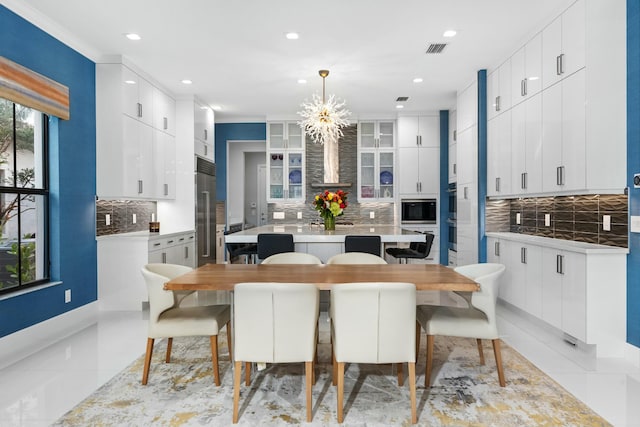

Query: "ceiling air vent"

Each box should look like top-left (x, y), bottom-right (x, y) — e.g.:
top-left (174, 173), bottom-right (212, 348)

top-left (426, 43), bottom-right (447, 54)
top-left (396, 96), bottom-right (409, 102)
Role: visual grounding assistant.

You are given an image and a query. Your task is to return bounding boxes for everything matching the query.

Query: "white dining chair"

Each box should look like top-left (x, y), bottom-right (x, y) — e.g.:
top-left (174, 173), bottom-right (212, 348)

top-left (260, 252), bottom-right (322, 264)
top-left (140, 264), bottom-right (231, 386)
top-left (326, 252), bottom-right (387, 264)
top-left (331, 282), bottom-right (417, 424)
top-left (416, 263), bottom-right (506, 387)
top-left (232, 282), bottom-right (319, 424)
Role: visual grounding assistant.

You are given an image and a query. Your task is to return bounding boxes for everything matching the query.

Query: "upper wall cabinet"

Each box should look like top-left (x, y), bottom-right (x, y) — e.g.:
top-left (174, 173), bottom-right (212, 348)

top-left (194, 100), bottom-right (214, 161)
top-left (357, 121), bottom-right (395, 201)
top-left (542, 0), bottom-right (586, 90)
top-left (397, 116), bottom-right (439, 196)
top-left (487, 59), bottom-right (512, 121)
top-left (96, 62), bottom-right (176, 200)
top-left (266, 122), bottom-right (305, 202)
top-left (511, 33), bottom-right (542, 107)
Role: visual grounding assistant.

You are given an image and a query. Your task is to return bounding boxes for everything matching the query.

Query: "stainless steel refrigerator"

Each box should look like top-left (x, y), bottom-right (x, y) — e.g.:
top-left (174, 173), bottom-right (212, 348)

top-left (195, 156), bottom-right (216, 266)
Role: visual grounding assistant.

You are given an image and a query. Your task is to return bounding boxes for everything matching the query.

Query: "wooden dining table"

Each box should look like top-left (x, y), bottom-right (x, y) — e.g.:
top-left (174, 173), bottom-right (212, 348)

top-left (164, 263), bottom-right (479, 292)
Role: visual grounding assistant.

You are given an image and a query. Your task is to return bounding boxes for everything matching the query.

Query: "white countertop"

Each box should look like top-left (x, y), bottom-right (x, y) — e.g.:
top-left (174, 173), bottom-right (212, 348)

top-left (224, 224), bottom-right (425, 244)
top-left (96, 230), bottom-right (195, 241)
top-left (485, 232), bottom-right (629, 254)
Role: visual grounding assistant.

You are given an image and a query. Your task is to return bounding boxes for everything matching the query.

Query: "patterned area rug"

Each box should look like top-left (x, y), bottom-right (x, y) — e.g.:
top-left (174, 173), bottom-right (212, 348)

top-left (53, 333), bottom-right (611, 426)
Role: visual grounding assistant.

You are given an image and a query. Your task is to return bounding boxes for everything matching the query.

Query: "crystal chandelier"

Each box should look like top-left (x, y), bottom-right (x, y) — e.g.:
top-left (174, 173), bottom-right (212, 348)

top-left (297, 69), bottom-right (351, 145)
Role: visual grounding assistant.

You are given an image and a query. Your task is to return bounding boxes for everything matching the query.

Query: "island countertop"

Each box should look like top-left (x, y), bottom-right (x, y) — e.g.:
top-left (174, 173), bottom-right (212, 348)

top-left (224, 224), bottom-right (425, 244)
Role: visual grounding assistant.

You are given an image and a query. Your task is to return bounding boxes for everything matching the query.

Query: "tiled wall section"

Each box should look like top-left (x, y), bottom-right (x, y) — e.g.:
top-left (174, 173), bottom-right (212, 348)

top-left (486, 194), bottom-right (628, 247)
top-left (267, 124), bottom-right (395, 225)
top-left (96, 200), bottom-right (157, 236)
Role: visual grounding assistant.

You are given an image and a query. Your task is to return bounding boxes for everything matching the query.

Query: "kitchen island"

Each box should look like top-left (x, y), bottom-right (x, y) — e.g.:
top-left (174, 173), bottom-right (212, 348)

top-left (224, 224), bottom-right (425, 263)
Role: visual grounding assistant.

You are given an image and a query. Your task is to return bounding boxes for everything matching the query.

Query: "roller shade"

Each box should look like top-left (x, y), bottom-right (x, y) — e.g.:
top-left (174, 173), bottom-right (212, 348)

top-left (0, 56), bottom-right (70, 120)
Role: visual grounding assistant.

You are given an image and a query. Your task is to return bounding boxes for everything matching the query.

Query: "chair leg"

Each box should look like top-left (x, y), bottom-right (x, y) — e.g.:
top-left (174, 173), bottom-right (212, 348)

top-left (337, 361), bottom-right (345, 423)
top-left (142, 338), bottom-right (154, 385)
top-left (232, 360), bottom-right (242, 423)
top-left (332, 348), bottom-right (337, 386)
top-left (415, 321), bottom-right (421, 361)
top-left (165, 337), bottom-right (173, 363)
top-left (409, 362), bottom-right (417, 424)
top-left (226, 321), bottom-right (233, 362)
top-left (425, 335), bottom-right (434, 387)
top-left (397, 363), bottom-right (404, 386)
top-left (477, 339), bottom-right (485, 365)
top-left (210, 335), bottom-right (220, 386)
top-left (245, 362), bottom-right (251, 386)
top-left (492, 339), bottom-right (506, 387)
top-left (305, 361), bottom-right (313, 422)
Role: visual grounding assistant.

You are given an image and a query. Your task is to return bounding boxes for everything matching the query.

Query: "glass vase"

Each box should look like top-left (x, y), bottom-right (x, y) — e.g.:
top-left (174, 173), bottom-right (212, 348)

top-left (324, 215), bottom-right (336, 231)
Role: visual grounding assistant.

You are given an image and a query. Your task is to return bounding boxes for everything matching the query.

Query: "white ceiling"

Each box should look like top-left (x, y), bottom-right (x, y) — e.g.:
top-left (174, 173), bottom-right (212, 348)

top-left (5, 0), bottom-right (574, 122)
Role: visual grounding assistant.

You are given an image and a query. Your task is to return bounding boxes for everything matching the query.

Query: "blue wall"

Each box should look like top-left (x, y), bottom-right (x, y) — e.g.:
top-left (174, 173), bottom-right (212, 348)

top-left (477, 70), bottom-right (487, 263)
top-left (0, 6), bottom-right (97, 337)
top-left (439, 111), bottom-right (449, 265)
top-left (627, 0), bottom-right (640, 347)
top-left (214, 123), bottom-right (266, 201)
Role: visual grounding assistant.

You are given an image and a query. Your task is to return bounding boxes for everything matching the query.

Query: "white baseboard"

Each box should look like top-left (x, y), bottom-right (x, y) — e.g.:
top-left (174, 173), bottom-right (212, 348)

top-left (0, 302), bottom-right (98, 370)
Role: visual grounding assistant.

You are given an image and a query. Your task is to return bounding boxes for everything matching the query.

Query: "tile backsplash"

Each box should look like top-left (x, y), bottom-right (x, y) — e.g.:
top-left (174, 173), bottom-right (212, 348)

top-left (486, 194), bottom-right (628, 248)
top-left (96, 200), bottom-right (157, 236)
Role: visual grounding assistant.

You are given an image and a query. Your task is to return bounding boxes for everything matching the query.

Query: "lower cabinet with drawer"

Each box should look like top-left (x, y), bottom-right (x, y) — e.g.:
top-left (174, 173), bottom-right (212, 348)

top-left (97, 230), bottom-right (196, 311)
top-left (486, 233), bottom-right (627, 357)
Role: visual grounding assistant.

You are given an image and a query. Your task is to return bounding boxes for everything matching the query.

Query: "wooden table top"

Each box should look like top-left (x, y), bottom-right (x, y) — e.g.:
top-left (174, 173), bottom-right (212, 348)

top-left (164, 263), bottom-right (479, 292)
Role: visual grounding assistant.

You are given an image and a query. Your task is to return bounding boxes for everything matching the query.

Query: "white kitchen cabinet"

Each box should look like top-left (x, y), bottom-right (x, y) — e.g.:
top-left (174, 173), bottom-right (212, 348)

top-left (97, 62), bottom-right (177, 200)
top-left (194, 100), bottom-right (214, 161)
top-left (542, 69), bottom-right (586, 193)
top-left (267, 122), bottom-right (305, 202)
top-left (511, 92), bottom-right (542, 195)
top-left (511, 33), bottom-right (542, 107)
top-left (153, 87), bottom-right (176, 136)
top-left (358, 121), bottom-right (395, 201)
top-left (397, 115), bottom-right (439, 196)
top-left (487, 59), bottom-right (512, 120)
top-left (487, 237), bottom-right (511, 302)
top-left (487, 111), bottom-right (512, 197)
top-left (149, 232), bottom-right (196, 268)
top-left (542, 0), bottom-right (585, 90)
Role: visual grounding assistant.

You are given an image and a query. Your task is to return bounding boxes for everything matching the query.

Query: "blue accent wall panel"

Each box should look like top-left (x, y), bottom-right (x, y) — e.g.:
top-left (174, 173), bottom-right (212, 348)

top-left (0, 6), bottom-right (97, 337)
top-left (477, 70), bottom-right (487, 263)
top-left (627, 0), bottom-right (640, 347)
top-left (439, 111), bottom-right (449, 265)
top-left (214, 123), bottom-right (266, 201)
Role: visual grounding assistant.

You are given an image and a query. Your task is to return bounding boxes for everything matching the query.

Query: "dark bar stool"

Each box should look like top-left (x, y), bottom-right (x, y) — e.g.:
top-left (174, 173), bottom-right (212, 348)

top-left (257, 233), bottom-right (294, 260)
top-left (385, 233), bottom-right (435, 264)
top-left (224, 230), bottom-right (258, 264)
top-left (344, 235), bottom-right (381, 257)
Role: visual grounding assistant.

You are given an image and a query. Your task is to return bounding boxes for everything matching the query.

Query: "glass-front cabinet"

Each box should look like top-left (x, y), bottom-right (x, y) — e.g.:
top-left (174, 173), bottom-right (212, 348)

top-left (357, 120), bottom-right (395, 201)
top-left (267, 122), bottom-right (305, 202)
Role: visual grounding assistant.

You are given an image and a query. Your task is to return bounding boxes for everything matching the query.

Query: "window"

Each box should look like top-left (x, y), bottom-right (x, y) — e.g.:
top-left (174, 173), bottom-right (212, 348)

top-left (0, 98), bottom-right (49, 294)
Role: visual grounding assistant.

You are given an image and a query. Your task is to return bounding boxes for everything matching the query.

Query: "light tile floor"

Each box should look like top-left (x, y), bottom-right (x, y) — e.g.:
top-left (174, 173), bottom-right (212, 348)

top-left (1, 300), bottom-right (639, 426)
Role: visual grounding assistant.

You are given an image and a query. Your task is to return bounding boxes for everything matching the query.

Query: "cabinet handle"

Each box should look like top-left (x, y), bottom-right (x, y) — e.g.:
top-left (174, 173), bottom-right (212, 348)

top-left (416, 182), bottom-right (420, 193)
top-left (204, 129), bottom-right (208, 141)
top-left (419, 135), bottom-right (422, 146)
top-left (185, 246), bottom-right (189, 259)
top-left (163, 117), bottom-right (168, 130)
top-left (164, 183), bottom-right (169, 196)
top-left (138, 180), bottom-right (143, 194)
top-left (559, 53), bottom-right (565, 75)
top-left (557, 166), bottom-right (565, 186)
top-left (153, 242), bottom-right (161, 247)
top-left (204, 145), bottom-right (208, 156)
top-left (496, 95), bottom-right (501, 112)
top-left (453, 130), bottom-right (457, 141)
top-left (521, 80), bottom-right (525, 97)
top-left (496, 177), bottom-right (500, 192)
top-left (521, 247), bottom-right (527, 264)
top-left (453, 163), bottom-right (457, 175)
top-left (556, 254), bottom-right (564, 274)
top-left (556, 55), bottom-right (562, 76)
top-left (495, 241), bottom-right (500, 256)
top-left (416, 135), bottom-right (420, 146)
top-left (167, 240), bottom-right (174, 244)
top-left (137, 103), bottom-right (142, 118)
top-left (419, 182), bottom-right (422, 192)
top-left (463, 186), bottom-right (468, 199)
top-left (521, 172), bottom-right (527, 190)
top-left (162, 252), bottom-right (167, 263)
top-left (523, 79), bottom-right (528, 96)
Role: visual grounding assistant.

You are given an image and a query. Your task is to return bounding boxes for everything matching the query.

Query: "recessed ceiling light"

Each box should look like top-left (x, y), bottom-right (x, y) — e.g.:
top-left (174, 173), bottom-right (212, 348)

top-left (125, 33), bottom-right (141, 41)
top-left (285, 32), bottom-right (299, 40)
top-left (181, 79), bottom-right (193, 85)
top-left (211, 105), bottom-right (222, 111)
top-left (413, 78), bottom-right (423, 83)
top-left (298, 79), bottom-right (307, 84)
top-left (443, 30), bottom-right (457, 38)
top-left (396, 105), bottom-right (404, 109)
top-left (124, 80), bottom-right (136, 85)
